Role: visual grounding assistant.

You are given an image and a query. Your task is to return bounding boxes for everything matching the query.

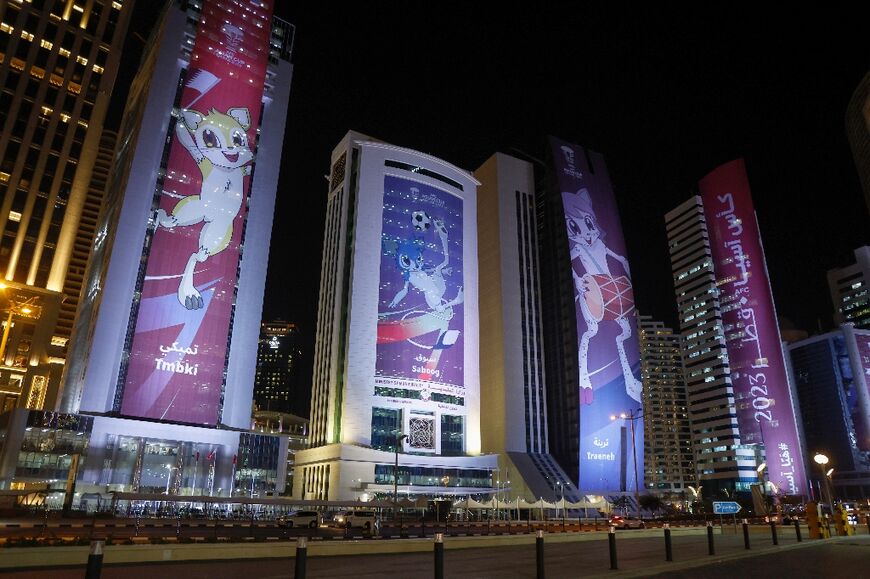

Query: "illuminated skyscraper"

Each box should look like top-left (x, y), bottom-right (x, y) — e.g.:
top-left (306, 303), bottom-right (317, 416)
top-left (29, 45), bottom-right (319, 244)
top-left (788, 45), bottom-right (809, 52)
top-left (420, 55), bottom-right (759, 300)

top-left (254, 320), bottom-right (303, 416)
top-left (0, 0), bottom-right (132, 411)
top-left (827, 246), bottom-right (870, 330)
top-left (665, 196), bottom-right (758, 496)
top-left (296, 131), bottom-right (496, 501)
top-left (637, 314), bottom-right (695, 496)
top-left (846, 72), bottom-right (870, 217)
top-left (786, 325), bottom-right (870, 500)
top-left (0, 0), bottom-right (295, 500)
top-left (666, 160), bottom-right (808, 499)
top-left (475, 152), bottom-right (579, 501)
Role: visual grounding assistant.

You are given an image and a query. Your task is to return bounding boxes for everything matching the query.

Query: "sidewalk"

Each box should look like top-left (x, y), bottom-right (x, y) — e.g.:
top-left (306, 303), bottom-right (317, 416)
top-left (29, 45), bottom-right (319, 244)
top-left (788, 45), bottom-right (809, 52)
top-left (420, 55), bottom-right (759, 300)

top-left (4, 530), bottom-right (868, 578)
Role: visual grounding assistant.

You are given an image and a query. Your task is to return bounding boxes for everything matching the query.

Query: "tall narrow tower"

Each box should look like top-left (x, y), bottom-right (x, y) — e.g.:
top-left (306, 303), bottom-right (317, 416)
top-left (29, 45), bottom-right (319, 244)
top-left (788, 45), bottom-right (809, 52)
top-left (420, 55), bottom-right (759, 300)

top-left (637, 314), bottom-right (696, 496)
top-left (665, 159), bottom-right (808, 498)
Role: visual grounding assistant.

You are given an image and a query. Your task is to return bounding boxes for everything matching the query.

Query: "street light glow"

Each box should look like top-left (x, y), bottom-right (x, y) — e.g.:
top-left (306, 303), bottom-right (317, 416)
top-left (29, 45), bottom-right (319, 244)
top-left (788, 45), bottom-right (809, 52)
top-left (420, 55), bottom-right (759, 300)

top-left (813, 453), bottom-right (829, 466)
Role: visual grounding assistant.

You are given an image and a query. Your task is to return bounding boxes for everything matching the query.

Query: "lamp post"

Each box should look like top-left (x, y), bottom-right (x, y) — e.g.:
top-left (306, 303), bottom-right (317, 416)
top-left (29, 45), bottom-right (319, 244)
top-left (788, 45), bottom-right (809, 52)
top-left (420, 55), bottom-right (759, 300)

top-left (164, 465), bottom-right (177, 495)
top-left (0, 283), bottom-right (38, 366)
top-left (611, 408), bottom-right (642, 519)
top-left (813, 453), bottom-right (831, 506)
top-left (756, 462), bottom-right (771, 517)
top-left (393, 432), bottom-right (408, 505)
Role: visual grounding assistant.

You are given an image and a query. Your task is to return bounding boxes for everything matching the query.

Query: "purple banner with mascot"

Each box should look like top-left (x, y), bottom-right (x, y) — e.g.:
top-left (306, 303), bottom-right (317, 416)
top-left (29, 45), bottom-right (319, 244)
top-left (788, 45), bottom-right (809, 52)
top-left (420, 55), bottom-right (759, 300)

top-left (375, 176), bottom-right (465, 421)
top-left (551, 137), bottom-right (643, 493)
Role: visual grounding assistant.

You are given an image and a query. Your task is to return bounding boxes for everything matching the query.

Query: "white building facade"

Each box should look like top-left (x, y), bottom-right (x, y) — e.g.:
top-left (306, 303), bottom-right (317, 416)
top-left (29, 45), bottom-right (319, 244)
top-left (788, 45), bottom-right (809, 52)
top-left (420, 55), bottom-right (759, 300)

top-left (296, 131), bottom-right (496, 501)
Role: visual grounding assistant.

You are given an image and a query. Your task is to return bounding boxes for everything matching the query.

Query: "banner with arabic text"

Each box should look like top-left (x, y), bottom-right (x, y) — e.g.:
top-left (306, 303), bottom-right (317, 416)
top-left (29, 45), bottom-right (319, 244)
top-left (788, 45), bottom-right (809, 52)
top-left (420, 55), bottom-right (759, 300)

top-left (119, 0), bottom-right (274, 425)
top-left (550, 137), bottom-right (643, 493)
top-left (700, 158), bottom-right (806, 495)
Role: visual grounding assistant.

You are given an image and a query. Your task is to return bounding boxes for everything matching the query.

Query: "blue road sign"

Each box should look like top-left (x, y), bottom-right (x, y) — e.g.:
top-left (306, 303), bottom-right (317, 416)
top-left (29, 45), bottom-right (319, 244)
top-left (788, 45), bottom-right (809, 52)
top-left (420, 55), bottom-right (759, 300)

top-left (712, 501), bottom-right (742, 515)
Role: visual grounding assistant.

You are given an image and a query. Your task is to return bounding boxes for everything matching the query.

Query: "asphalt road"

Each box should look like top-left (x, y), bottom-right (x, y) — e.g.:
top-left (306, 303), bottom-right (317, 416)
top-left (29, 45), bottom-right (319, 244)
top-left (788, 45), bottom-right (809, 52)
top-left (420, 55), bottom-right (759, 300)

top-left (8, 528), bottom-right (869, 578)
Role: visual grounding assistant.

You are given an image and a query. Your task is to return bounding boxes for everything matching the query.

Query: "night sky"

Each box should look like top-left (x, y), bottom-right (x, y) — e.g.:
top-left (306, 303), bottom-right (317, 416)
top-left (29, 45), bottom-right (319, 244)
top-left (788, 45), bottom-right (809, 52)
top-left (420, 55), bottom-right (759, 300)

top-left (118, 5), bottom-right (868, 394)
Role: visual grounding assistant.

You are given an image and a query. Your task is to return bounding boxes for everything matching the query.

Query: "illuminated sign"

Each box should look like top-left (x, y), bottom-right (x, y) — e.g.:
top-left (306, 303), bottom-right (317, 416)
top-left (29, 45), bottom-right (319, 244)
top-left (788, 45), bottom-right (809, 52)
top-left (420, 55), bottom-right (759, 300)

top-left (119, 0), bottom-right (274, 425)
top-left (375, 176), bottom-right (465, 451)
top-left (550, 137), bottom-right (643, 493)
top-left (700, 158), bottom-right (806, 494)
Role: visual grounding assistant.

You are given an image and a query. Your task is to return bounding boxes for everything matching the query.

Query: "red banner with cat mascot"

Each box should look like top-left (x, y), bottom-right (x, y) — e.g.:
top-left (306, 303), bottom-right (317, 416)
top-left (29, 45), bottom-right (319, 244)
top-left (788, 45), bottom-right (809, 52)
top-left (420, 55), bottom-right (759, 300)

top-left (120, 0), bottom-right (273, 425)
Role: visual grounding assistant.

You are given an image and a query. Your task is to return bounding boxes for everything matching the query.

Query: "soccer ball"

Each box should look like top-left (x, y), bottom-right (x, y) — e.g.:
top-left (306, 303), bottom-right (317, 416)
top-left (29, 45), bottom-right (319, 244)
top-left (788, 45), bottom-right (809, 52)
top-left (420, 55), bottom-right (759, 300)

top-left (412, 211), bottom-right (431, 232)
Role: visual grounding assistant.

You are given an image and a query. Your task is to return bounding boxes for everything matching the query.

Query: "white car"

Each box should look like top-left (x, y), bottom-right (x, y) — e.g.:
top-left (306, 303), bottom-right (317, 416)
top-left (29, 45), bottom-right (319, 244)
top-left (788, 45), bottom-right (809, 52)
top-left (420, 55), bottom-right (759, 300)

top-left (278, 510), bottom-right (321, 528)
top-left (334, 510), bottom-right (377, 529)
top-left (609, 515), bottom-right (645, 529)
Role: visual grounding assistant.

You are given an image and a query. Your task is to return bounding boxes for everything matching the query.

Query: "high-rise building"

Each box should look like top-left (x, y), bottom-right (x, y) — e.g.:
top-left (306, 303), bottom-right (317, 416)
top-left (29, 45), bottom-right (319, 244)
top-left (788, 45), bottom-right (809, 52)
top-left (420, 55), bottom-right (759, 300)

top-left (827, 246), bottom-right (870, 330)
top-left (475, 152), bottom-right (579, 502)
top-left (846, 72), bottom-right (870, 217)
top-left (665, 196), bottom-right (755, 496)
top-left (786, 324), bottom-right (870, 499)
top-left (0, 0), bottom-right (132, 412)
top-left (537, 138), bottom-right (644, 498)
top-left (665, 159), bottom-right (808, 499)
top-left (295, 130), bottom-right (496, 501)
top-left (0, 0), bottom-right (294, 500)
top-left (637, 315), bottom-right (695, 496)
top-left (254, 320), bottom-right (303, 417)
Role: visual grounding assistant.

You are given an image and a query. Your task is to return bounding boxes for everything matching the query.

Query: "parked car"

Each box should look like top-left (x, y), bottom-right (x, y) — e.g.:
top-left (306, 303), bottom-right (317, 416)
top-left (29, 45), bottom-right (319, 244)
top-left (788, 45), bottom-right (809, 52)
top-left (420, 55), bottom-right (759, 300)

top-left (333, 510), bottom-right (377, 529)
top-left (609, 514), bottom-right (645, 529)
top-left (277, 511), bottom-right (321, 528)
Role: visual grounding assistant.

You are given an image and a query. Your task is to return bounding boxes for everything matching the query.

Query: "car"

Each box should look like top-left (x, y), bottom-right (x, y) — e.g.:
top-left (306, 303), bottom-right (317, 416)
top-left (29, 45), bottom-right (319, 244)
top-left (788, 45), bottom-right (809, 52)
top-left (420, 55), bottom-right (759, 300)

top-left (333, 510), bottom-right (377, 529)
top-left (609, 515), bottom-right (645, 529)
top-left (277, 510), bottom-right (321, 529)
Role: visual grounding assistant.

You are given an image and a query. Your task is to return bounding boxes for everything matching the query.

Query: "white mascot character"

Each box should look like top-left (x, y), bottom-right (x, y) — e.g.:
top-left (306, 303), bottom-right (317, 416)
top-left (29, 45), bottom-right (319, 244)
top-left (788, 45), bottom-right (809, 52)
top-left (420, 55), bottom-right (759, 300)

top-left (156, 106), bottom-right (253, 310)
top-left (565, 188), bottom-right (642, 404)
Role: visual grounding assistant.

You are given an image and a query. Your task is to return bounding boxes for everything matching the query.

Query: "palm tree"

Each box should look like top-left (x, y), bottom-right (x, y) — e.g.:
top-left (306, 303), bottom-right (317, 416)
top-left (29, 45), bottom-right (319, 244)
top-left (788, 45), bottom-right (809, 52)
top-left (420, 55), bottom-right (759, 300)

top-left (639, 494), bottom-right (664, 514)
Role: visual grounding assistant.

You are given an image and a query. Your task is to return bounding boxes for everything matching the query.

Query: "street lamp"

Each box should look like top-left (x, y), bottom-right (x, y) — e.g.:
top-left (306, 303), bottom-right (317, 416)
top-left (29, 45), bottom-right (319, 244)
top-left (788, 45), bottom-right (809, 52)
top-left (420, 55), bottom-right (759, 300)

top-left (757, 462), bottom-right (771, 517)
top-left (0, 283), bottom-right (39, 366)
top-left (393, 432), bottom-right (408, 505)
top-left (164, 465), bottom-right (177, 495)
top-left (611, 408), bottom-right (642, 519)
top-left (813, 453), bottom-right (832, 506)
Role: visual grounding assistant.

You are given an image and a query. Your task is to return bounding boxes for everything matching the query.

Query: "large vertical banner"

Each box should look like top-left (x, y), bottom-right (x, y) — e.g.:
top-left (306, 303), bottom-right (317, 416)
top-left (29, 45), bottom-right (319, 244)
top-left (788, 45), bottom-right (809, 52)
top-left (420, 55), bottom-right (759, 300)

top-left (550, 137), bottom-right (643, 493)
top-left (120, 0), bottom-right (274, 425)
top-left (375, 176), bottom-right (465, 453)
top-left (700, 158), bottom-right (806, 495)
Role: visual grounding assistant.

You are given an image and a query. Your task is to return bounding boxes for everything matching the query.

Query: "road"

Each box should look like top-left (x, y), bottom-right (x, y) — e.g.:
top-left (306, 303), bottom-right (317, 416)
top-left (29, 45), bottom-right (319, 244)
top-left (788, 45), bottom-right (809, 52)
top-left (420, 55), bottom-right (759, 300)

top-left (7, 527), bottom-right (869, 578)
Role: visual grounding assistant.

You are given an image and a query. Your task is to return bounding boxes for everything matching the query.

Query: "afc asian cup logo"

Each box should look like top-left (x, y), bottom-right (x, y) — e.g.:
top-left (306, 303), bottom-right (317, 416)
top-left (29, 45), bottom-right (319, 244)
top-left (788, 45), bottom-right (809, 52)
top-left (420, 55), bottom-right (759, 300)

top-left (219, 23), bottom-right (246, 67)
top-left (222, 23), bottom-right (243, 48)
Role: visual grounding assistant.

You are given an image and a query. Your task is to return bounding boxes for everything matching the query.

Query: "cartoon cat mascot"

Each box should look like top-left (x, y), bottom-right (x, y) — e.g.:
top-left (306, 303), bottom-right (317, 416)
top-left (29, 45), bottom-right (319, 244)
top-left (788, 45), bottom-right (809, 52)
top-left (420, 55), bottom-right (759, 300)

top-left (564, 188), bottom-right (642, 404)
top-left (156, 106), bottom-right (253, 310)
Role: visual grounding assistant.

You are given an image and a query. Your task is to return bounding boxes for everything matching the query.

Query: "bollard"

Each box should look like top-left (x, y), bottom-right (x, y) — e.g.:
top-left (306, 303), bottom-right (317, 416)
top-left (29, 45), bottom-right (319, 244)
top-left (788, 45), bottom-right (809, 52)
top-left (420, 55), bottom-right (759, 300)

top-left (742, 519), bottom-right (750, 550)
top-left (434, 533), bottom-right (444, 579)
top-left (770, 520), bottom-right (778, 545)
top-left (294, 536), bottom-right (307, 579)
top-left (536, 529), bottom-right (545, 579)
top-left (663, 523), bottom-right (673, 562)
top-left (421, 517), bottom-right (427, 539)
top-left (866, 515), bottom-right (870, 536)
top-left (706, 521), bottom-right (715, 555)
top-left (608, 526), bottom-right (618, 570)
top-left (794, 519), bottom-right (802, 542)
top-left (85, 540), bottom-right (104, 579)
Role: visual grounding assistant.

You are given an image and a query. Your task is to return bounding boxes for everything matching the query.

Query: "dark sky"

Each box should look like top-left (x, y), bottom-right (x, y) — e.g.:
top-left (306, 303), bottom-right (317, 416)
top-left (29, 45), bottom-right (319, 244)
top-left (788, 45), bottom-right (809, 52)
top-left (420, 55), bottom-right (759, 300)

top-left (121, 5), bottom-right (869, 388)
